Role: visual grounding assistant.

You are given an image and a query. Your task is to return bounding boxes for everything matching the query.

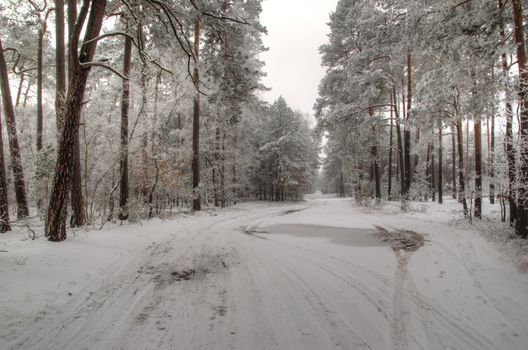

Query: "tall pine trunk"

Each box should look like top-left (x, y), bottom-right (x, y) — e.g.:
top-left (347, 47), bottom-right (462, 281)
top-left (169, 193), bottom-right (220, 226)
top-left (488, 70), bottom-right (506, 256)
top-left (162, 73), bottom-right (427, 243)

top-left (403, 52), bottom-right (412, 205)
top-left (456, 119), bottom-right (468, 216)
top-left (451, 124), bottom-right (457, 199)
top-left (426, 142), bottom-right (431, 201)
top-left (46, 0), bottom-right (107, 241)
top-left (118, 23), bottom-right (132, 221)
top-left (500, 0), bottom-right (517, 226)
top-left (431, 132), bottom-right (436, 202)
top-left (388, 95), bottom-right (393, 200)
top-left (68, 1), bottom-right (85, 228)
top-left (0, 37), bottom-right (29, 218)
top-left (438, 120), bottom-right (443, 204)
top-left (369, 108), bottom-right (381, 204)
top-left (489, 113), bottom-right (495, 204)
top-left (512, 0), bottom-right (528, 237)
top-left (0, 105), bottom-right (10, 232)
top-left (192, 17), bottom-right (201, 211)
top-left (37, 26), bottom-right (44, 152)
top-left (474, 116), bottom-right (482, 219)
top-left (393, 86), bottom-right (405, 203)
top-left (55, 0), bottom-right (66, 134)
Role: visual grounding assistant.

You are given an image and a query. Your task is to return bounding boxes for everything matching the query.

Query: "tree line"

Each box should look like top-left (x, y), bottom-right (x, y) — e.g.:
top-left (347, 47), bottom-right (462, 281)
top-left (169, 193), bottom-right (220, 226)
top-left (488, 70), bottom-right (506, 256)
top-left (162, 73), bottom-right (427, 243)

top-left (0, 0), bottom-right (317, 241)
top-left (316, 0), bottom-right (528, 237)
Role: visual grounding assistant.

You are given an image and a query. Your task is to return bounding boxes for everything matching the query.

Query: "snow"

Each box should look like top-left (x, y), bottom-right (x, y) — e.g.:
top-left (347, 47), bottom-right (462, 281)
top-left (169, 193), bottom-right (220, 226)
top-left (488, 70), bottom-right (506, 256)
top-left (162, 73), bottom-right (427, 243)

top-left (1, 195), bottom-right (528, 349)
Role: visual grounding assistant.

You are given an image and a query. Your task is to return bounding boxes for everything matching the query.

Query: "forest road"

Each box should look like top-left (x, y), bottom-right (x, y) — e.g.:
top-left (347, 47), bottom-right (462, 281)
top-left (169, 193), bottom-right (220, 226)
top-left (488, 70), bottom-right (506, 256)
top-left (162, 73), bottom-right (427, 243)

top-left (5, 196), bottom-right (528, 350)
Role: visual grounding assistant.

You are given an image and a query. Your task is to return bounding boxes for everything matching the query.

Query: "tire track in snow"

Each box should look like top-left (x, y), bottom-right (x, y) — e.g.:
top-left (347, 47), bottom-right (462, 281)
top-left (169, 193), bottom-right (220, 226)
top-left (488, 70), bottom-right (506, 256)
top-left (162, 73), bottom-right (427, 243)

top-left (254, 225), bottom-right (497, 350)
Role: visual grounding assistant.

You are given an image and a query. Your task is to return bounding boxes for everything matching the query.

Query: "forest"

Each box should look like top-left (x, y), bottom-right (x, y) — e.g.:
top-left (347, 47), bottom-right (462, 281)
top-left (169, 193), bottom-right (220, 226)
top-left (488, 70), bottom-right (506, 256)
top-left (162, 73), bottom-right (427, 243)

top-left (317, 0), bottom-right (528, 238)
top-left (3, 1), bottom-right (528, 349)
top-left (0, 0), bottom-right (318, 241)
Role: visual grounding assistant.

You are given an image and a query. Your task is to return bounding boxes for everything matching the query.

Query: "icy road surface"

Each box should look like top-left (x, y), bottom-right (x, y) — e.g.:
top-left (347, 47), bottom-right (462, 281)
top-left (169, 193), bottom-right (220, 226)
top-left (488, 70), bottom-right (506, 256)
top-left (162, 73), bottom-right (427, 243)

top-left (2, 195), bottom-right (528, 349)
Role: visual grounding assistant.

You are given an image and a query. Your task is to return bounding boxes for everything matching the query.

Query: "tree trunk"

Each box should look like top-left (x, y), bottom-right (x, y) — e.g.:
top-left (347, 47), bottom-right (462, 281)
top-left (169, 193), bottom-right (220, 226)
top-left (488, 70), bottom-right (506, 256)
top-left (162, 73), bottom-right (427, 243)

top-left (471, 69), bottom-right (483, 220)
top-left (45, 0), bottom-right (107, 241)
top-left (500, 0), bottom-right (517, 226)
top-left (70, 135), bottom-right (85, 227)
top-left (148, 159), bottom-right (160, 219)
top-left (55, 0), bottom-right (66, 134)
top-left (37, 28), bottom-right (44, 151)
top-left (23, 79), bottom-right (32, 107)
top-left (451, 124), bottom-right (457, 199)
top-left (0, 104), bottom-right (11, 232)
top-left (431, 134), bottom-right (436, 203)
top-left (474, 115), bottom-right (482, 219)
top-left (402, 51), bottom-right (412, 203)
top-left (456, 119), bottom-right (468, 216)
top-left (438, 120), bottom-right (443, 204)
top-left (426, 142), bottom-right (431, 201)
top-left (404, 52), bottom-right (412, 202)
top-left (220, 129), bottom-right (226, 207)
top-left (368, 108), bottom-right (381, 204)
top-left (0, 37), bottom-right (29, 218)
top-left (192, 17), bottom-right (201, 211)
top-left (67, 0), bottom-right (85, 228)
top-left (388, 94), bottom-right (393, 200)
top-left (512, 0), bottom-right (528, 237)
top-left (118, 22), bottom-right (132, 221)
top-left (15, 72), bottom-right (24, 107)
top-left (393, 86), bottom-right (405, 202)
top-left (489, 113), bottom-right (495, 204)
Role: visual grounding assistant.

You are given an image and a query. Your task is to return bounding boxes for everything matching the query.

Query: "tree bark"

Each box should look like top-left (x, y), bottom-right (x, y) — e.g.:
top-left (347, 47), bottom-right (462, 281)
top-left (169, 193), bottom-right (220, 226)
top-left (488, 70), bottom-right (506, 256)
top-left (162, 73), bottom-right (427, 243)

top-left (0, 104), bottom-right (11, 232)
top-left (489, 113), bottom-right (495, 204)
top-left (221, 129), bottom-right (226, 207)
top-left (512, 0), bottom-right (528, 236)
top-left (438, 120), bottom-right (443, 204)
top-left (46, 0), bottom-right (107, 241)
top-left (451, 124), bottom-right (457, 199)
top-left (37, 28), bottom-right (44, 151)
top-left (55, 0), bottom-right (66, 134)
top-left (426, 142), bottom-right (431, 200)
top-left (70, 129), bottom-right (85, 226)
top-left (23, 80), bottom-right (31, 107)
top-left (431, 132), bottom-right (436, 202)
top-left (15, 72), bottom-right (24, 107)
top-left (388, 94), bottom-right (393, 200)
top-left (393, 86), bottom-right (405, 202)
top-left (403, 52), bottom-right (412, 203)
top-left (192, 16), bottom-right (201, 211)
top-left (118, 21), bottom-right (132, 221)
top-left (67, 0), bottom-right (85, 228)
top-left (0, 37), bottom-right (29, 218)
top-left (368, 108), bottom-right (381, 204)
top-left (474, 116), bottom-right (482, 219)
top-left (456, 119), bottom-right (468, 216)
top-left (500, 0), bottom-right (517, 226)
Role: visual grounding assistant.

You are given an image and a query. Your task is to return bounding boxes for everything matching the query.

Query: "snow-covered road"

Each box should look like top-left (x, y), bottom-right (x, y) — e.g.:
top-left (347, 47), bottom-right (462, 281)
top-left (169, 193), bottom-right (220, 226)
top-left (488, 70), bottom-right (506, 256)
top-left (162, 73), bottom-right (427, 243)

top-left (2, 196), bottom-right (528, 349)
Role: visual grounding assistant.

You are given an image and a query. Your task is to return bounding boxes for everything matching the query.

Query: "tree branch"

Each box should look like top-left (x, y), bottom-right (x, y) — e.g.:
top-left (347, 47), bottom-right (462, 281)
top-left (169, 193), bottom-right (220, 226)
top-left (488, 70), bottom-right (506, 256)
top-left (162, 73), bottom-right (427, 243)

top-left (79, 61), bottom-right (128, 80)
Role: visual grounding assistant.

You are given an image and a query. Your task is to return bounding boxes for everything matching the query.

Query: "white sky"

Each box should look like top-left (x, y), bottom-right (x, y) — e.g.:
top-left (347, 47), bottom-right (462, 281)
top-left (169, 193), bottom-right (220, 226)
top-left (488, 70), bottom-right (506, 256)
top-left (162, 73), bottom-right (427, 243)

top-left (259, 0), bottom-right (338, 117)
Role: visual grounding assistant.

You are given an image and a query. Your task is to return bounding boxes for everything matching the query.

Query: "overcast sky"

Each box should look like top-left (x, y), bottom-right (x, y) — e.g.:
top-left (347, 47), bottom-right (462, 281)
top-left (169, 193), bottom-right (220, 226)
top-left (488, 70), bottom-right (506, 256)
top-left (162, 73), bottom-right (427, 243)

top-left (259, 0), bottom-right (338, 117)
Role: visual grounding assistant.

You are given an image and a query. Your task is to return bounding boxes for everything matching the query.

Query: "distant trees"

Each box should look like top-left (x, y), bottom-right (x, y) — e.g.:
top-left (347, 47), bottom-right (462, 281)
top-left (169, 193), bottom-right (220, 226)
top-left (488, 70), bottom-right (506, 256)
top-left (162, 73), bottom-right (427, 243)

top-left (316, 0), bottom-right (528, 236)
top-left (253, 98), bottom-right (317, 201)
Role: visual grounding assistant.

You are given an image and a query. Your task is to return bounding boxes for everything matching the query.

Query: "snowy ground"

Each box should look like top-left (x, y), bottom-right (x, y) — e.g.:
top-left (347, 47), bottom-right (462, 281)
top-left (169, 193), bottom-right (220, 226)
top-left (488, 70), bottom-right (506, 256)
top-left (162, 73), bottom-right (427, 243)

top-left (1, 195), bottom-right (528, 350)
